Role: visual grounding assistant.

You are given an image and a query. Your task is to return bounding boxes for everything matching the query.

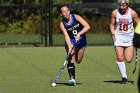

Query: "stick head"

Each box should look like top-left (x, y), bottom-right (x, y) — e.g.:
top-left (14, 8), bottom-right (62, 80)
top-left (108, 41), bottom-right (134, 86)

top-left (50, 79), bottom-right (56, 86)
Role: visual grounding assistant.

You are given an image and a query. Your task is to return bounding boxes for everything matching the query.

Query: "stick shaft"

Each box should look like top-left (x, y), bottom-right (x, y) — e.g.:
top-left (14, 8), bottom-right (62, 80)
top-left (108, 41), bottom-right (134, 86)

top-left (133, 48), bottom-right (138, 74)
top-left (52, 42), bottom-right (77, 83)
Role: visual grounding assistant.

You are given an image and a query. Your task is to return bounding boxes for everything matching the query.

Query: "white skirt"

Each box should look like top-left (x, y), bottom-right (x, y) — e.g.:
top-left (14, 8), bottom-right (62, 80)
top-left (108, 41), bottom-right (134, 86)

top-left (114, 32), bottom-right (134, 46)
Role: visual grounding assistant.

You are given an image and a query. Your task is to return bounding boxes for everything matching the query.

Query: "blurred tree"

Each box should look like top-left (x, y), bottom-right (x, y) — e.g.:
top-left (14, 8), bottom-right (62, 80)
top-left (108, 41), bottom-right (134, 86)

top-left (82, 0), bottom-right (114, 3)
top-left (0, 0), bottom-right (140, 5)
top-left (12, 0), bottom-right (24, 4)
top-left (0, 0), bottom-right (43, 5)
top-left (53, 0), bottom-right (81, 3)
top-left (0, 0), bottom-right (13, 5)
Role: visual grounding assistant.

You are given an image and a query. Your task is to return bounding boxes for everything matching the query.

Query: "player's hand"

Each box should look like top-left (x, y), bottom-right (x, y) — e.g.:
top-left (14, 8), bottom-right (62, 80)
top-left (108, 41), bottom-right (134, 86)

top-left (68, 45), bottom-right (75, 54)
top-left (75, 34), bottom-right (80, 42)
top-left (111, 34), bottom-right (116, 41)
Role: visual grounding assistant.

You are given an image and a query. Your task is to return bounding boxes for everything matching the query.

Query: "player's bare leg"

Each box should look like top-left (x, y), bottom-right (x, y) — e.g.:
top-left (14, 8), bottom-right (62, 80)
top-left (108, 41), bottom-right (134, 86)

top-left (124, 46), bottom-right (134, 63)
top-left (115, 46), bottom-right (128, 84)
top-left (67, 47), bottom-right (85, 86)
top-left (65, 45), bottom-right (76, 86)
top-left (75, 47), bottom-right (85, 64)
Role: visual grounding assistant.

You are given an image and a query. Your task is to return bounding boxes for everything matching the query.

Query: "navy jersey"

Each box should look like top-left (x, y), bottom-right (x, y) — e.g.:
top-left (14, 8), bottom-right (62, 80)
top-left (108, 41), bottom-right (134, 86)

top-left (62, 14), bottom-right (87, 48)
top-left (62, 14), bottom-right (85, 38)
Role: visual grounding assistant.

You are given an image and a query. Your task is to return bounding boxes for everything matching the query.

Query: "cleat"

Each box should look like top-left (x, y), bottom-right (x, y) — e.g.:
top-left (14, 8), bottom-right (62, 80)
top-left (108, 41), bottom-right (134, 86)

top-left (68, 78), bottom-right (76, 86)
top-left (120, 77), bottom-right (128, 84)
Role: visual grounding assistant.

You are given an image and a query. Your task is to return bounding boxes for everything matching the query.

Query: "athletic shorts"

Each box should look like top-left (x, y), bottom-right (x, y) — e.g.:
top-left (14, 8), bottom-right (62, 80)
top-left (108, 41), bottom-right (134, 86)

top-left (114, 33), bottom-right (134, 46)
top-left (70, 35), bottom-right (87, 48)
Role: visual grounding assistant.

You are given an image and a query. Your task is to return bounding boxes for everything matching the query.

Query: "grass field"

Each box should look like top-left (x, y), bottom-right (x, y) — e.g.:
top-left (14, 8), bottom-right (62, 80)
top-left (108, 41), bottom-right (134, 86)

top-left (0, 33), bottom-right (112, 46)
top-left (0, 46), bottom-right (139, 93)
top-left (53, 34), bottom-right (112, 45)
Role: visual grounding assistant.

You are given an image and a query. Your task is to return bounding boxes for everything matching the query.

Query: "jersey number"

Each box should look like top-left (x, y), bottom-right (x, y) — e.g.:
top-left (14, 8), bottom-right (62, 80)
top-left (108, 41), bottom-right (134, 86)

top-left (72, 30), bottom-right (77, 37)
top-left (119, 24), bottom-right (128, 31)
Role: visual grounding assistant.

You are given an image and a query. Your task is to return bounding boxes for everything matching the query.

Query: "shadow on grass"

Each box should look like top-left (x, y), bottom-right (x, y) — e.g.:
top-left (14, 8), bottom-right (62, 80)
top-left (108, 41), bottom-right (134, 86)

top-left (103, 80), bottom-right (135, 84)
top-left (56, 82), bottom-right (83, 86)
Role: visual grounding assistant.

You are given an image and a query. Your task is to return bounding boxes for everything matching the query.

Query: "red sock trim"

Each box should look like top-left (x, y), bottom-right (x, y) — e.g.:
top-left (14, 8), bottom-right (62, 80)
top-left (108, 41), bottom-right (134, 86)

top-left (117, 60), bottom-right (123, 62)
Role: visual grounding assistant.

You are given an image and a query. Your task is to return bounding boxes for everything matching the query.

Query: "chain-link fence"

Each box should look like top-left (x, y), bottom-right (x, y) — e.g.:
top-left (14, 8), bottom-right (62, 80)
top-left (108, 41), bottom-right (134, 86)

top-left (52, 3), bottom-right (140, 46)
top-left (0, 3), bottom-right (140, 46)
top-left (0, 4), bottom-right (44, 46)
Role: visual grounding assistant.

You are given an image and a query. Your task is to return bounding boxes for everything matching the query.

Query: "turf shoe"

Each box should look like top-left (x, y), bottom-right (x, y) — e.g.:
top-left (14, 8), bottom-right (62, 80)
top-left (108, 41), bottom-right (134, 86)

top-left (68, 78), bottom-right (76, 86)
top-left (120, 77), bottom-right (128, 84)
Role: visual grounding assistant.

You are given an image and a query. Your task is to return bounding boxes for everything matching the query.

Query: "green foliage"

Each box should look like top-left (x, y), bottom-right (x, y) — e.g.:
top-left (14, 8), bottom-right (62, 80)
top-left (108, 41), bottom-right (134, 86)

top-left (0, 23), bottom-right (7, 33)
top-left (53, 0), bottom-right (81, 3)
top-left (0, 0), bottom-right (14, 5)
top-left (0, 14), bottom-right (41, 34)
top-left (52, 15), bottom-right (111, 34)
top-left (52, 7), bottom-right (111, 34)
top-left (6, 21), bottom-right (24, 34)
top-left (0, 0), bottom-right (140, 5)
top-left (0, 1), bottom-right (140, 34)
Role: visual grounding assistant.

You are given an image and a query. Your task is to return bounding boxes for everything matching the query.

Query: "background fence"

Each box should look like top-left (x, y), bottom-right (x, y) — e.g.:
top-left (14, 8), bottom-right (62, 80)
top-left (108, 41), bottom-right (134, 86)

top-left (52, 3), bottom-right (140, 46)
top-left (0, 2), bottom-right (140, 46)
top-left (0, 4), bottom-right (44, 46)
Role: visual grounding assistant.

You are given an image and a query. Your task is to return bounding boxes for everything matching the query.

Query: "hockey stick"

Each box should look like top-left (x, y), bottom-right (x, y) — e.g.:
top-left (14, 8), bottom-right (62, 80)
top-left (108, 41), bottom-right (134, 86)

top-left (51, 42), bottom-right (77, 84)
top-left (133, 48), bottom-right (138, 74)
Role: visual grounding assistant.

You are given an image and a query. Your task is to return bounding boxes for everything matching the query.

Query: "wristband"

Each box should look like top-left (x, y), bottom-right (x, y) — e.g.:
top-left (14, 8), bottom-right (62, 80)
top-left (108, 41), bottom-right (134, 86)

top-left (111, 34), bottom-right (115, 36)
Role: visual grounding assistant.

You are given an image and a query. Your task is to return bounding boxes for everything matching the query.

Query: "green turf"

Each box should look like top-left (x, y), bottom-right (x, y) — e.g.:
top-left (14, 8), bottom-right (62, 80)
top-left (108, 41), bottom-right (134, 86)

top-left (0, 46), bottom-right (139, 93)
top-left (0, 33), bottom-right (112, 46)
top-left (53, 34), bottom-right (112, 45)
top-left (0, 34), bottom-right (41, 43)
top-left (0, 33), bottom-right (112, 45)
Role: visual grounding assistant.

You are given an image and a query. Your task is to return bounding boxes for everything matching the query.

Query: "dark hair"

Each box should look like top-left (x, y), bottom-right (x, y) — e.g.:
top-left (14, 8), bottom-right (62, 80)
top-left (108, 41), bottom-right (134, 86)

top-left (57, 4), bottom-right (68, 13)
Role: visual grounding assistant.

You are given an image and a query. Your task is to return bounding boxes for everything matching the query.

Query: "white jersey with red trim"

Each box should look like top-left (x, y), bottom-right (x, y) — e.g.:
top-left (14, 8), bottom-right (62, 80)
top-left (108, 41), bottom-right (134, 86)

top-left (114, 8), bottom-right (134, 46)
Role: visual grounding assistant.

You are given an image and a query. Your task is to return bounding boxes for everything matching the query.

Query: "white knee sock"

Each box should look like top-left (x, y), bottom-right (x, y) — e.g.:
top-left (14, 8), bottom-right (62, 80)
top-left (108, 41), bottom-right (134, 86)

top-left (116, 61), bottom-right (127, 78)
